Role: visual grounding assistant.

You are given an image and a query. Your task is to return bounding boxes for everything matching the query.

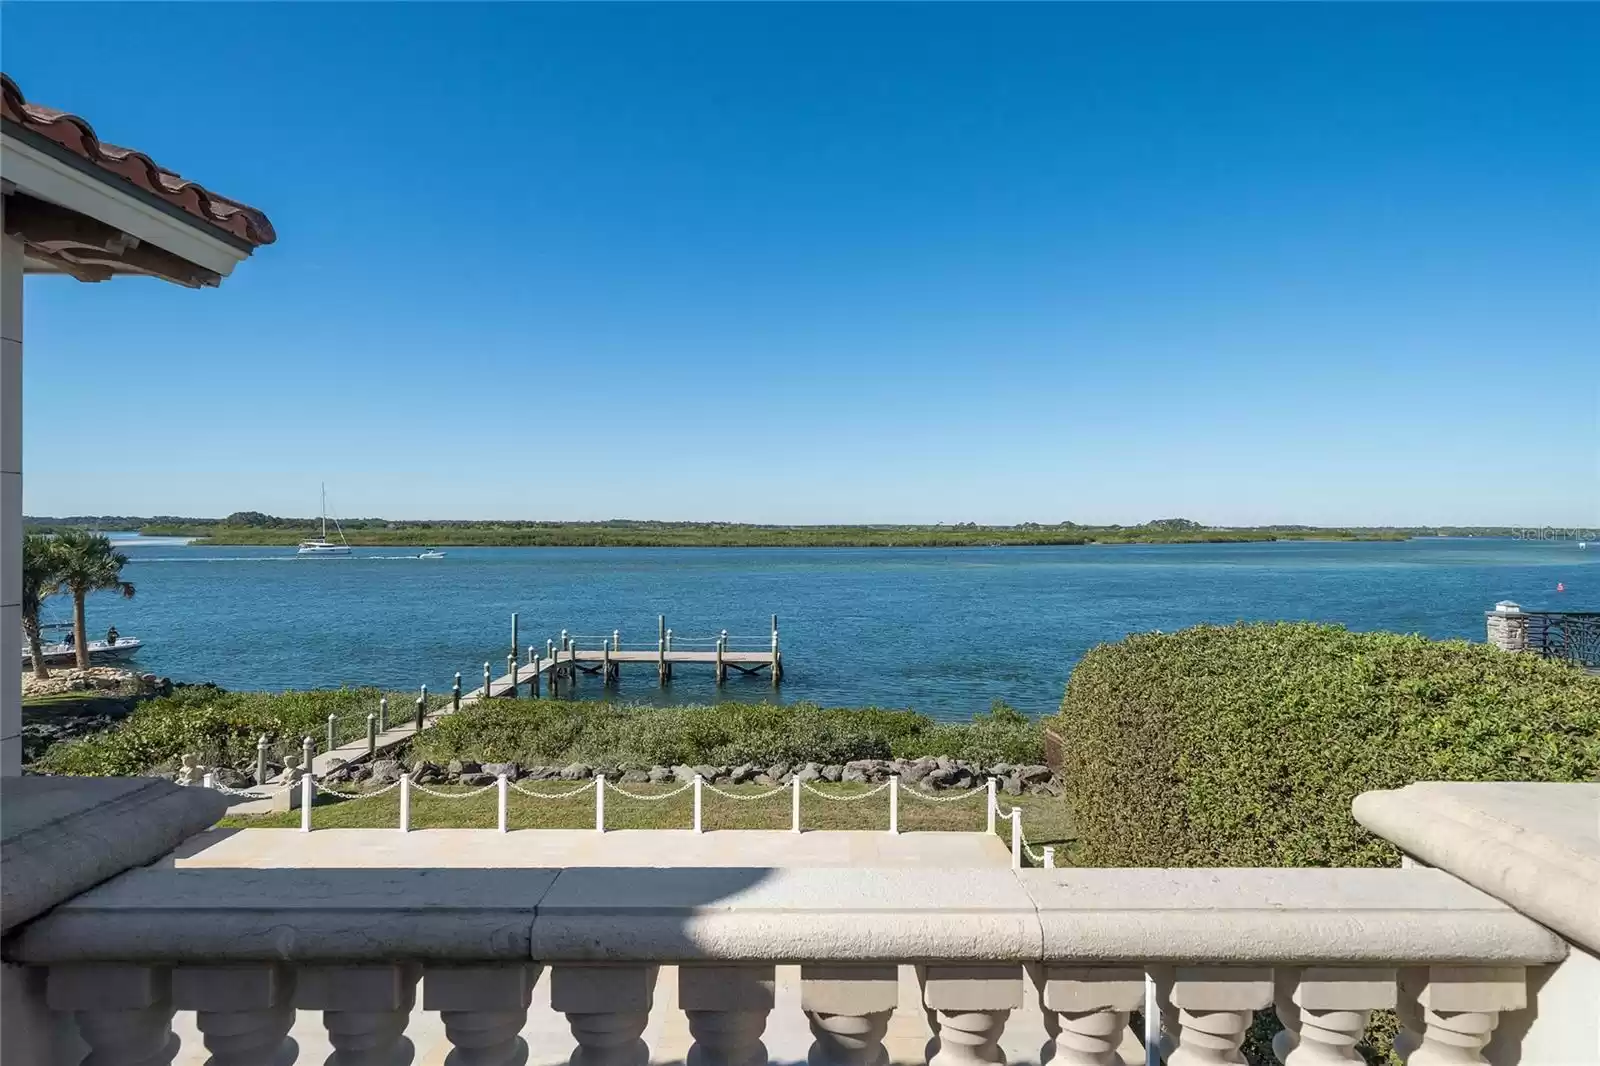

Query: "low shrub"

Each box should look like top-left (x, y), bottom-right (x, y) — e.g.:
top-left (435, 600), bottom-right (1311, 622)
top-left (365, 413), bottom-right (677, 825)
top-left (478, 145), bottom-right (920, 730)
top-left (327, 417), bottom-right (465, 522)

top-left (413, 698), bottom-right (1044, 769)
top-left (1052, 622), bottom-right (1600, 869)
top-left (32, 686), bottom-right (440, 777)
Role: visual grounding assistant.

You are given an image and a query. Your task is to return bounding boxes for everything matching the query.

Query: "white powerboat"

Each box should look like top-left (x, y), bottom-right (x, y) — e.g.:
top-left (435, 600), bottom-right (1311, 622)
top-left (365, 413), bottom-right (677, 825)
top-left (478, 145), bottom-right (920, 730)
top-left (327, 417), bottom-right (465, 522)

top-left (297, 484), bottom-right (352, 556)
top-left (23, 626), bottom-right (142, 667)
top-left (418, 549), bottom-right (446, 559)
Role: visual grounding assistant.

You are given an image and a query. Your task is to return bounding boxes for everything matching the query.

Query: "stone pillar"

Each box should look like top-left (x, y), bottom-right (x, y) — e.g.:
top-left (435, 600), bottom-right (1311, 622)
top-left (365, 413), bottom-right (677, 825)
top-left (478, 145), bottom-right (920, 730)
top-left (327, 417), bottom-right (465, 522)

top-left (171, 964), bottom-right (296, 1066)
top-left (294, 963), bottom-right (419, 1066)
top-left (47, 963), bottom-right (179, 1066)
top-left (1484, 602), bottom-right (1529, 653)
top-left (1397, 966), bottom-right (1525, 1065)
top-left (423, 963), bottom-right (541, 1066)
top-left (919, 964), bottom-right (1022, 1066)
top-left (1271, 967), bottom-right (1396, 1065)
top-left (800, 963), bottom-right (898, 1066)
top-left (552, 964), bottom-right (658, 1066)
top-left (2, 226), bottom-right (24, 776)
top-left (1166, 966), bottom-right (1272, 1066)
top-left (680, 964), bottom-right (776, 1066)
top-left (1031, 965), bottom-right (1143, 1066)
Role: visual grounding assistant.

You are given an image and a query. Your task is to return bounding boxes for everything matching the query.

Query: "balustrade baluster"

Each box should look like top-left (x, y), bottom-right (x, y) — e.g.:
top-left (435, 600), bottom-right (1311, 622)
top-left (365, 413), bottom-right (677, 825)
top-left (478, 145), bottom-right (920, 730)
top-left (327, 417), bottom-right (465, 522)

top-left (1399, 966), bottom-right (1526, 1066)
top-left (172, 964), bottom-right (296, 1066)
top-left (47, 964), bottom-right (179, 1066)
top-left (1167, 966), bottom-right (1272, 1066)
top-left (800, 963), bottom-right (898, 1066)
top-left (681, 964), bottom-right (775, 1066)
top-left (1031, 965), bottom-right (1143, 1066)
top-left (1271, 967), bottom-right (1395, 1065)
top-left (424, 963), bottom-right (541, 1066)
top-left (296, 963), bottom-right (419, 1066)
top-left (919, 964), bottom-right (1021, 1066)
top-left (552, 964), bottom-right (657, 1066)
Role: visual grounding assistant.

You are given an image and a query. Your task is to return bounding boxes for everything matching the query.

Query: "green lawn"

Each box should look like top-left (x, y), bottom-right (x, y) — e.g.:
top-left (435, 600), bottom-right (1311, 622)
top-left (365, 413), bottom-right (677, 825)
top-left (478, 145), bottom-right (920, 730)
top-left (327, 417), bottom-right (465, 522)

top-left (221, 780), bottom-right (1075, 861)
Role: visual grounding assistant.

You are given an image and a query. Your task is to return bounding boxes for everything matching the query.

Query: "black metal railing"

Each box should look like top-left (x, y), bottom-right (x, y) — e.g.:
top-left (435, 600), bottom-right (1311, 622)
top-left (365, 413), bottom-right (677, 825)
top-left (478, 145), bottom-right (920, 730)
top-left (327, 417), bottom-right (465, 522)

top-left (1525, 612), bottom-right (1600, 670)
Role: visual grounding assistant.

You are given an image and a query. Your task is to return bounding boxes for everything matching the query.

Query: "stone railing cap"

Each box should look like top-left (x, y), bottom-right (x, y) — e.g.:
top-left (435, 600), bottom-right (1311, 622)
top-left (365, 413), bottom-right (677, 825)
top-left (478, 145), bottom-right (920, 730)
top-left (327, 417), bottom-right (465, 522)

top-left (1018, 867), bottom-right (1564, 964)
top-left (529, 867), bottom-right (1040, 962)
top-left (1, 777), bottom-right (226, 933)
top-left (1353, 782), bottom-right (1600, 954)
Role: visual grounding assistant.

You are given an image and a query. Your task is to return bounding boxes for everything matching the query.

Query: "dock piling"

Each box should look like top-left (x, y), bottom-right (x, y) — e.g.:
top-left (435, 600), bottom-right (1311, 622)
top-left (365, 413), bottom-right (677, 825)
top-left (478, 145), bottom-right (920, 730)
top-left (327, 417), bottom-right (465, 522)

top-left (366, 713), bottom-right (377, 758)
top-left (452, 673), bottom-right (462, 714)
top-left (507, 653), bottom-right (517, 699)
top-left (416, 685), bottom-right (427, 731)
top-left (483, 662), bottom-right (492, 700)
top-left (530, 648), bottom-right (541, 697)
top-left (326, 714), bottom-right (336, 756)
top-left (379, 696), bottom-right (388, 733)
top-left (510, 613), bottom-right (519, 680)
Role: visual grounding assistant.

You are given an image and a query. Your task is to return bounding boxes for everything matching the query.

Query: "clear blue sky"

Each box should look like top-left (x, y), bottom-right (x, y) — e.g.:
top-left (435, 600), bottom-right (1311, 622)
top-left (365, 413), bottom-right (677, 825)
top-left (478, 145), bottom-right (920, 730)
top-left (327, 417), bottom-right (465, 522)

top-left (7, 3), bottom-right (1597, 526)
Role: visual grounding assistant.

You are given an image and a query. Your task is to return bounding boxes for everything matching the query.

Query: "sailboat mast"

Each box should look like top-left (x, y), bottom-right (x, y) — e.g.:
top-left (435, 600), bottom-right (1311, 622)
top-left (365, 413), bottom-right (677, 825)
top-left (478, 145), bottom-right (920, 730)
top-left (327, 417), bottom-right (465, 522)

top-left (321, 483), bottom-right (328, 540)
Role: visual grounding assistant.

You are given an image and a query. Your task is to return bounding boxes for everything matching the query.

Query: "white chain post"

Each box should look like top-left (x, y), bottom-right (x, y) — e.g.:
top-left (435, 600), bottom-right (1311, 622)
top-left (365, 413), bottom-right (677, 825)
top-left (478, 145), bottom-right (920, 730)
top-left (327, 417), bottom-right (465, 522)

top-left (921, 964), bottom-right (1022, 1066)
top-left (296, 964), bottom-right (419, 1066)
top-left (47, 964), bottom-right (179, 1066)
top-left (694, 774), bottom-right (704, 833)
top-left (801, 964), bottom-right (898, 1066)
top-left (399, 774), bottom-right (411, 832)
top-left (596, 774), bottom-right (606, 833)
top-left (424, 963), bottom-right (541, 1066)
top-left (888, 775), bottom-right (899, 834)
top-left (1043, 846), bottom-right (1056, 868)
top-left (681, 965), bottom-right (775, 1066)
top-left (1033, 965), bottom-right (1144, 1066)
top-left (1010, 808), bottom-right (1023, 869)
top-left (498, 773), bottom-right (509, 833)
top-left (1167, 966), bottom-right (1272, 1066)
top-left (792, 775), bottom-right (802, 833)
top-left (552, 964), bottom-right (658, 1066)
top-left (301, 773), bottom-right (314, 833)
top-left (986, 778), bottom-right (997, 835)
top-left (1400, 966), bottom-right (1526, 1066)
top-left (172, 964), bottom-right (295, 1066)
top-left (203, 771), bottom-right (216, 789)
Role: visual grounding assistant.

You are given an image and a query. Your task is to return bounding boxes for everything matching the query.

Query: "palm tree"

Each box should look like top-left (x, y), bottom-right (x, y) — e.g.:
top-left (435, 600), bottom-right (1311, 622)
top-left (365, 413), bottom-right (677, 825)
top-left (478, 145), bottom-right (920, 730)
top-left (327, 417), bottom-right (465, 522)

top-left (51, 530), bottom-right (135, 670)
top-left (21, 532), bottom-right (65, 679)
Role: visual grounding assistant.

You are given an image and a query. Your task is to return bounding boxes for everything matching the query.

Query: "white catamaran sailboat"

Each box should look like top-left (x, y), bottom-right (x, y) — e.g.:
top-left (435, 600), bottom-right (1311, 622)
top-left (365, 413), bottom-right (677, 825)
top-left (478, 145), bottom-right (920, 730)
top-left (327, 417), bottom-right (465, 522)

top-left (297, 485), bottom-right (352, 556)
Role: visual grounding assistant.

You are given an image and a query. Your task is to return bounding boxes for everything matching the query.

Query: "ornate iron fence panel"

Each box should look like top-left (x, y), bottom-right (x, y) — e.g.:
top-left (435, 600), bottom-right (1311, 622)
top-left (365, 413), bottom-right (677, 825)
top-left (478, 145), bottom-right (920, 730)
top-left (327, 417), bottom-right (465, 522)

top-left (1525, 612), bottom-right (1600, 670)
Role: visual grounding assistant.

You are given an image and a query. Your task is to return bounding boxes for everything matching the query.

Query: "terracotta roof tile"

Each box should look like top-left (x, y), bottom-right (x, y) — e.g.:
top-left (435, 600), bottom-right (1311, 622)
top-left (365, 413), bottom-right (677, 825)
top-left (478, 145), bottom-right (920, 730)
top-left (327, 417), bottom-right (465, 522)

top-left (1, 73), bottom-right (275, 247)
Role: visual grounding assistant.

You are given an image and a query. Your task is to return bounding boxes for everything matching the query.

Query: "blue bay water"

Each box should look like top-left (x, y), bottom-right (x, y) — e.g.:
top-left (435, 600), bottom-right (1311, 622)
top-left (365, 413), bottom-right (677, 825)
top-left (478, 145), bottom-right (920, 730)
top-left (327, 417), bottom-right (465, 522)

top-left (56, 538), bottom-right (1598, 722)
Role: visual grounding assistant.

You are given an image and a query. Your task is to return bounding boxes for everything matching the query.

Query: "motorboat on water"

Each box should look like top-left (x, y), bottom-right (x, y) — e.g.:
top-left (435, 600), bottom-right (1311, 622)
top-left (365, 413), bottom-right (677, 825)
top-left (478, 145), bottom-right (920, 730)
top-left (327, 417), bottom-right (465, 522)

top-left (23, 624), bottom-right (142, 667)
top-left (297, 484), bottom-right (352, 556)
top-left (418, 549), bottom-right (446, 559)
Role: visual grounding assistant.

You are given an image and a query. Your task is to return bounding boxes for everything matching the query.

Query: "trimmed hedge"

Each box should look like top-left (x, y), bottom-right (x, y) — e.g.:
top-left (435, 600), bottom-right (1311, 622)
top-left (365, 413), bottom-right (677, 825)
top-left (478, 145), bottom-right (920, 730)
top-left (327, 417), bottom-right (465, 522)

top-left (1053, 622), bottom-right (1600, 869)
top-left (32, 687), bottom-right (443, 777)
top-left (412, 698), bottom-right (1045, 769)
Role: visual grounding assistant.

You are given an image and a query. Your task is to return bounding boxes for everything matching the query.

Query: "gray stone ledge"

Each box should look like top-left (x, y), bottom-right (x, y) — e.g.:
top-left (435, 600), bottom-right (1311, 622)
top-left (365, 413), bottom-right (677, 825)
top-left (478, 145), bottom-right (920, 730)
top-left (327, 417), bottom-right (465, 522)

top-left (7, 858), bottom-right (1567, 969)
top-left (1352, 782), bottom-right (1600, 955)
top-left (529, 868), bottom-right (1041, 962)
top-left (1020, 868), bottom-right (1564, 964)
top-left (7, 866), bottom-right (558, 962)
top-left (1, 777), bottom-right (226, 933)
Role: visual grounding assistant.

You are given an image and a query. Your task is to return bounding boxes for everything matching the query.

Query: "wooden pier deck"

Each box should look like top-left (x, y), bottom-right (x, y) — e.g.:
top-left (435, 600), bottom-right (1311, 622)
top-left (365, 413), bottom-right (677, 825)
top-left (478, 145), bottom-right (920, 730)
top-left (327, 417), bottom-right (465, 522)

top-left (467, 614), bottom-right (783, 701)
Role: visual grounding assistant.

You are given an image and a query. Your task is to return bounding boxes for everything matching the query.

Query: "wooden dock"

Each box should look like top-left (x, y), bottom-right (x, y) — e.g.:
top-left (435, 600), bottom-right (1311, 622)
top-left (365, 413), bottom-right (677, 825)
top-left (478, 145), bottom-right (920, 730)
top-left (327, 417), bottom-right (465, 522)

top-left (465, 614), bottom-right (783, 702)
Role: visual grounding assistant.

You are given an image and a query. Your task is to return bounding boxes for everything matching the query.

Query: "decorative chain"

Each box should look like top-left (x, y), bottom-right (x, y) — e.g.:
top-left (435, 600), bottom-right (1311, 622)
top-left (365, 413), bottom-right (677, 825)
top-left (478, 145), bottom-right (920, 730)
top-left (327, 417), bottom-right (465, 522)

top-left (410, 781), bottom-right (499, 800)
top-left (314, 778), bottom-right (403, 800)
top-left (508, 780), bottom-right (595, 800)
top-left (609, 780), bottom-right (696, 801)
top-left (900, 783), bottom-right (990, 803)
top-left (702, 782), bottom-right (789, 801)
top-left (800, 779), bottom-right (892, 801)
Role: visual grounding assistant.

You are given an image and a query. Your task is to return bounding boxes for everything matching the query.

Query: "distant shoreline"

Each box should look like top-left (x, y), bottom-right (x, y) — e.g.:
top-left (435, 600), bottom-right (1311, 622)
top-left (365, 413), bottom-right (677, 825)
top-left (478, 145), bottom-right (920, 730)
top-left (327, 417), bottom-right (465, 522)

top-left (25, 518), bottom-right (1424, 549)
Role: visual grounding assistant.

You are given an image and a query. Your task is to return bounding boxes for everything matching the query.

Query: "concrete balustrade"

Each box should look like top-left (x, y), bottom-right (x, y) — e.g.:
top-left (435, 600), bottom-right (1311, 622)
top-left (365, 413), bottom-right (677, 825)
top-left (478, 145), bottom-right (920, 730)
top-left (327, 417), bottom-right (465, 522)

top-left (2, 781), bottom-right (1595, 1065)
